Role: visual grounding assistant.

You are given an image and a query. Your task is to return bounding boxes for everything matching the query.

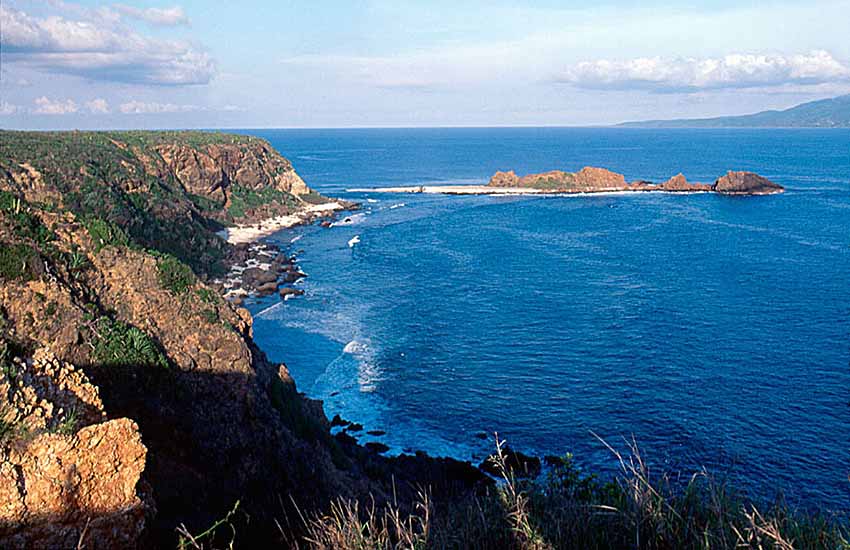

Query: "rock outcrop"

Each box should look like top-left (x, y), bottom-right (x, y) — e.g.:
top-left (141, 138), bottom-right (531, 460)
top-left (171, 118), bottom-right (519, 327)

top-left (0, 347), bottom-right (151, 549)
top-left (489, 167), bottom-right (782, 195)
top-left (713, 171), bottom-right (784, 195)
top-left (155, 141), bottom-right (309, 204)
top-left (658, 173), bottom-right (712, 192)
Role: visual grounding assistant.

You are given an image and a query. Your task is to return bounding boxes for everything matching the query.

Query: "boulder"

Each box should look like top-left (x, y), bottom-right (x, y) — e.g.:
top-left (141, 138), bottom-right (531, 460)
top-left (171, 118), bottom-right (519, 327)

top-left (279, 287), bottom-right (305, 299)
top-left (713, 171), bottom-right (784, 195)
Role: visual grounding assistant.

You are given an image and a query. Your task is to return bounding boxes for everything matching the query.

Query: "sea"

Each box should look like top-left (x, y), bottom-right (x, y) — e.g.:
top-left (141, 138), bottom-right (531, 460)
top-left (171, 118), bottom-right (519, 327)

top-left (234, 128), bottom-right (849, 510)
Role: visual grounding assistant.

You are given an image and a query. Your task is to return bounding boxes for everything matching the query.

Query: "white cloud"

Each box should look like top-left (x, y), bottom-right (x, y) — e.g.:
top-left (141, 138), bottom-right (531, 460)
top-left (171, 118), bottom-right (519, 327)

top-left (86, 98), bottom-right (110, 114)
top-left (118, 100), bottom-right (203, 114)
top-left (0, 101), bottom-right (20, 116)
top-left (0, 5), bottom-right (214, 86)
top-left (33, 96), bottom-right (79, 114)
top-left (113, 5), bottom-right (189, 27)
top-left (559, 51), bottom-right (850, 93)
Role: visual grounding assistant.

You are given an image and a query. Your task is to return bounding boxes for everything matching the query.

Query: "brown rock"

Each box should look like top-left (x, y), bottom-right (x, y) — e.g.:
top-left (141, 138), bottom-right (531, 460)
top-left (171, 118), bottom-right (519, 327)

top-left (659, 173), bottom-right (712, 192)
top-left (713, 171), bottom-right (784, 195)
top-left (488, 170), bottom-right (520, 187)
top-left (0, 418), bottom-right (150, 549)
top-left (279, 287), bottom-right (305, 299)
top-left (573, 166), bottom-right (629, 190)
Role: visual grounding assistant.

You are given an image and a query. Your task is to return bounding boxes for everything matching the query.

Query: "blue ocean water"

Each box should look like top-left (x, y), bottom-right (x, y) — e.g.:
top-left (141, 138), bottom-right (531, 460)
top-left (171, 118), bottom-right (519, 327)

top-left (240, 128), bottom-right (849, 510)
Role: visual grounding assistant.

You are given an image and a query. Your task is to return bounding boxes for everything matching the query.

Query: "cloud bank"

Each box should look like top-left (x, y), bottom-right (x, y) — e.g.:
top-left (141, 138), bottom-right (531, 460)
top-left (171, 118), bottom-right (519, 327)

top-left (559, 51), bottom-right (850, 92)
top-left (0, 5), bottom-right (213, 85)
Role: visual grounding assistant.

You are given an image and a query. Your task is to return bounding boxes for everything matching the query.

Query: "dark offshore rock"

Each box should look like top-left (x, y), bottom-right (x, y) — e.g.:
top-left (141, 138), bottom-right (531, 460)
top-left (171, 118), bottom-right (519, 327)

top-left (479, 447), bottom-right (542, 479)
top-left (365, 442), bottom-right (390, 454)
top-left (279, 287), bottom-right (305, 299)
top-left (367, 430), bottom-right (386, 436)
top-left (713, 171), bottom-right (784, 195)
top-left (256, 281), bottom-right (279, 296)
top-left (330, 414), bottom-right (349, 428)
top-left (347, 422), bottom-right (364, 432)
top-left (283, 270), bottom-right (307, 283)
top-left (242, 267), bottom-right (277, 287)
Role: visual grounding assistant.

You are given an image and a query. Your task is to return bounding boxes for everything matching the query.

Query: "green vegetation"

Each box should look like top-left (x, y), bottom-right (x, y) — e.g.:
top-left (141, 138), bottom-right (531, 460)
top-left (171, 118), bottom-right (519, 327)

top-left (300, 437), bottom-right (850, 549)
top-left (83, 217), bottom-right (130, 252)
top-left (155, 253), bottom-right (195, 294)
top-left (91, 317), bottom-right (169, 369)
top-left (195, 287), bottom-right (219, 305)
top-left (299, 190), bottom-right (330, 205)
top-left (227, 184), bottom-right (296, 219)
top-left (0, 243), bottom-right (40, 281)
top-left (176, 500), bottom-right (242, 550)
top-left (0, 193), bottom-right (54, 246)
top-left (53, 407), bottom-right (79, 436)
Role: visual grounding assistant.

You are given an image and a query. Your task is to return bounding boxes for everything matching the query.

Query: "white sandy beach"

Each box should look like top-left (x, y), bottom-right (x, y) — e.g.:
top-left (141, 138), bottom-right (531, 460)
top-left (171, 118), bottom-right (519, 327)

top-left (217, 201), bottom-right (345, 244)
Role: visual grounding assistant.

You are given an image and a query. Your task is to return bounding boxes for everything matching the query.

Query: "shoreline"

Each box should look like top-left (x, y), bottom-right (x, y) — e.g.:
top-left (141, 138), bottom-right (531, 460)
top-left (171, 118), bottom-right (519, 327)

top-left (349, 185), bottom-right (718, 196)
top-left (216, 201), bottom-right (346, 244)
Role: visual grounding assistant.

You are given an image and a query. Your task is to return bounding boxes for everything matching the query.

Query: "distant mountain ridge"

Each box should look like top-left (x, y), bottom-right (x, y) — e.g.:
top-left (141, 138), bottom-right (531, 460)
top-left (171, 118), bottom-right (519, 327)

top-left (618, 94), bottom-right (850, 128)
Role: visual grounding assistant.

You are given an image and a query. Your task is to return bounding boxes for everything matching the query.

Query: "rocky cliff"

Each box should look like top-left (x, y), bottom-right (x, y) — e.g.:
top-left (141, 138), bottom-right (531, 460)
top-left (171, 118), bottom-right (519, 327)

top-left (0, 131), bottom-right (320, 277)
top-left (488, 166), bottom-right (783, 195)
top-left (0, 132), bottom-right (485, 548)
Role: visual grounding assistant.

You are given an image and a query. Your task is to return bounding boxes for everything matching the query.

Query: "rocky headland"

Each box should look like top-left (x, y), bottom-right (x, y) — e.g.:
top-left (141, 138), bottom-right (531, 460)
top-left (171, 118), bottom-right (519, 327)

top-left (0, 131), bottom-right (486, 548)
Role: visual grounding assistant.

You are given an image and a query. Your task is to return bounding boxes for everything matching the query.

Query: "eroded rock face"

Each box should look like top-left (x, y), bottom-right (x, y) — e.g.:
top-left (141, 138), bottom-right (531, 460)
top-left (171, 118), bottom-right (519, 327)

top-left (573, 166), bottom-right (629, 190)
top-left (0, 418), bottom-right (150, 550)
top-left (713, 171), bottom-right (784, 195)
top-left (155, 142), bottom-right (309, 203)
top-left (0, 345), bottom-right (151, 549)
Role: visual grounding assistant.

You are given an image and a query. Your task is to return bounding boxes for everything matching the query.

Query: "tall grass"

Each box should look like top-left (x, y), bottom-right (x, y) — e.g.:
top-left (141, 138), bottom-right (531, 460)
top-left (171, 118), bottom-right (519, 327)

top-left (290, 435), bottom-right (849, 550)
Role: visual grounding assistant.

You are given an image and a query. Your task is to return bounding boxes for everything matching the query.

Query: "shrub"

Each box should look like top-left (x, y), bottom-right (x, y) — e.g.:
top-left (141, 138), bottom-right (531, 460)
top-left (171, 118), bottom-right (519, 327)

top-left (83, 217), bottom-right (130, 252)
top-left (91, 317), bottom-right (169, 369)
top-left (195, 287), bottom-right (219, 305)
top-left (0, 243), bottom-right (40, 281)
top-left (155, 253), bottom-right (195, 294)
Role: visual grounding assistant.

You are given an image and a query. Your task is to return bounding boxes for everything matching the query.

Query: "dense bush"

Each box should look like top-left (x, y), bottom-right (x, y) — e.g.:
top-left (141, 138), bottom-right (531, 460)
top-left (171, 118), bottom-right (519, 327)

top-left (155, 253), bottom-right (195, 294)
top-left (0, 243), bottom-right (40, 281)
top-left (91, 317), bottom-right (169, 369)
top-left (83, 217), bottom-right (130, 252)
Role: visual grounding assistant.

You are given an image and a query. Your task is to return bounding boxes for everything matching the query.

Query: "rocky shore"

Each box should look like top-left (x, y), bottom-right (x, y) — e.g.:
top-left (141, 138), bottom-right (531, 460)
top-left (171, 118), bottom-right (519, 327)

top-left (0, 131), bottom-right (493, 549)
top-left (352, 167), bottom-right (784, 196)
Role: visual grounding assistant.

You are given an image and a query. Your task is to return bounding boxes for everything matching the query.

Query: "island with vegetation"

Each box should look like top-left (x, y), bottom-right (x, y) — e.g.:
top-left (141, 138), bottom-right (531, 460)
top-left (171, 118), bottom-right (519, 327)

top-left (0, 131), bottom-right (844, 549)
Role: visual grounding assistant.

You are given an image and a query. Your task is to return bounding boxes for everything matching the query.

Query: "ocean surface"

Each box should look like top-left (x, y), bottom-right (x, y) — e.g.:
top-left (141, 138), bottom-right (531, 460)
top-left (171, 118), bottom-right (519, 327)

top-left (237, 128), bottom-right (849, 510)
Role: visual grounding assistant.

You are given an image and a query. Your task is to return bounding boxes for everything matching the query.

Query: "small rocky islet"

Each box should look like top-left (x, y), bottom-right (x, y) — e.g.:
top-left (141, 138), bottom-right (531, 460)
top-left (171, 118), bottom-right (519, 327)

top-left (490, 166), bottom-right (784, 195)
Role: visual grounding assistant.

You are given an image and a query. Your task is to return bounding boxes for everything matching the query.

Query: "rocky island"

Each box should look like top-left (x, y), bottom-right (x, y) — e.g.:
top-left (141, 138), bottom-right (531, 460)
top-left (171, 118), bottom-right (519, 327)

top-left (352, 166), bottom-right (784, 196)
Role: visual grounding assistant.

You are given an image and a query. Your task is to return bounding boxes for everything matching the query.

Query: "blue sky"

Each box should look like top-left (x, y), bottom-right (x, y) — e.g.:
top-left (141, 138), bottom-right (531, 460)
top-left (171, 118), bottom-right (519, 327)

top-left (2, 0), bottom-right (850, 128)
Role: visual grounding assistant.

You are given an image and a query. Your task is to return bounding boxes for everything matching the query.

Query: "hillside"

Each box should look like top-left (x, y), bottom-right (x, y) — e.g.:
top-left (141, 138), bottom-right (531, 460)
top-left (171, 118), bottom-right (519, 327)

top-left (618, 93), bottom-right (850, 128)
top-left (0, 131), bottom-right (486, 548)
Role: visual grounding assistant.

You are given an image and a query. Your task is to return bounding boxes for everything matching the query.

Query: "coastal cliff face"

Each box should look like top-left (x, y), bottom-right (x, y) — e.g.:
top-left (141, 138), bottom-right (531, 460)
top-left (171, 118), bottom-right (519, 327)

top-left (488, 166), bottom-right (783, 195)
top-left (0, 132), bottom-right (484, 548)
top-left (0, 132), bottom-right (318, 277)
